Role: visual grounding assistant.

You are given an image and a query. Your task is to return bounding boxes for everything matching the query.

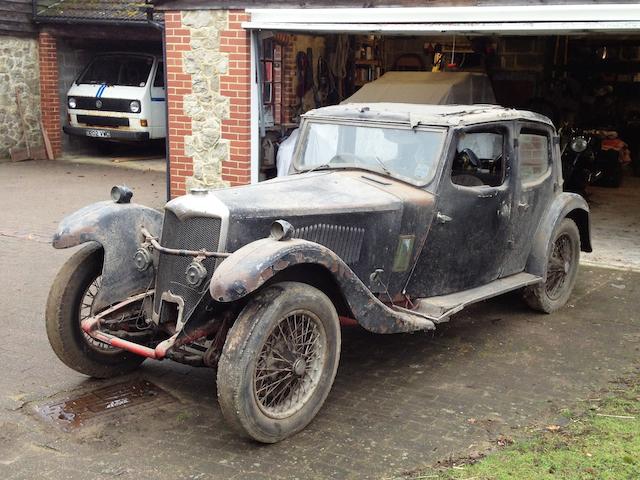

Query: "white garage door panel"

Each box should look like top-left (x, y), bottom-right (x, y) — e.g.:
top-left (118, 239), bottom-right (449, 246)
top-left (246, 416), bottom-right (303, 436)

top-left (242, 21), bottom-right (640, 36)
top-left (244, 4), bottom-right (640, 35)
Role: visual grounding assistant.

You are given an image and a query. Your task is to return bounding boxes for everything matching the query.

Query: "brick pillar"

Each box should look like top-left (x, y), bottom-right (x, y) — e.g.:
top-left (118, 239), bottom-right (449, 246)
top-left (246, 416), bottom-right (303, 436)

top-left (38, 31), bottom-right (62, 158)
top-left (164, 9), bottom-right (252, 198)
top-left (165, 12), bottom-right (193, 197)
top-left (219, 10), bottom-right (252, 186)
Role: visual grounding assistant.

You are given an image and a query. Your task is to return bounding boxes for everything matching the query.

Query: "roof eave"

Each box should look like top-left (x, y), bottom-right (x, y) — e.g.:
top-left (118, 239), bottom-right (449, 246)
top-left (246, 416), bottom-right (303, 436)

top-left (33, 16), bottom-right (156, 27)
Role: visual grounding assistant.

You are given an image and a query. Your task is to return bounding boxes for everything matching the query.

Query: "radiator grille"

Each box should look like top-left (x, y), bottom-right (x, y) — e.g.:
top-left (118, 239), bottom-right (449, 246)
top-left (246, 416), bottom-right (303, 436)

top-left (293, 224), bottom-right (365, 264)
top-left (77, 115), bottom-right (130, 127)
top-left (72, 97), bottom-right (133, 112)
top-left (154, 211), bottom-right (222, 323)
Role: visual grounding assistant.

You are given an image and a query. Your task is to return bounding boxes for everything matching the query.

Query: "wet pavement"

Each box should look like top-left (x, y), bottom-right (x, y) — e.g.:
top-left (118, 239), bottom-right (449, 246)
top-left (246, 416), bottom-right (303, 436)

top-left (0, 160), bottom-right (639, 479)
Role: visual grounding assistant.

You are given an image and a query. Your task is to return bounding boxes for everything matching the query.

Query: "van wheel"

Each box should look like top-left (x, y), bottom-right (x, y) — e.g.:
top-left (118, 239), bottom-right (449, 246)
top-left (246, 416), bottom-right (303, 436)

top-left (524, 218), bottom-right (580, 313)
top-left (217, 282), bottom-right (341, 443)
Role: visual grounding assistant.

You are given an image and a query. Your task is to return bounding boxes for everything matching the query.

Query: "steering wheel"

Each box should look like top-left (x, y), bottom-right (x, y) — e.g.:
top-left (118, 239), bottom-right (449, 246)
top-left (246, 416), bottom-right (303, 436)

top-left (490, 153), bottom-right (503, 174)
top-left (460, 148), bottom-right (481, 168)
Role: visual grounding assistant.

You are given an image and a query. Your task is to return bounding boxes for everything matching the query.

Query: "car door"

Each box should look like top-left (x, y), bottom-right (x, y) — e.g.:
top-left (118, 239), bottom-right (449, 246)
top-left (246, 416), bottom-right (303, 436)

top-left (148, 60), bottom-right (166, 138)
top-left (407, 123), bottom-right (514, 298)
top-left (501, 122), bottom-right (556, 276)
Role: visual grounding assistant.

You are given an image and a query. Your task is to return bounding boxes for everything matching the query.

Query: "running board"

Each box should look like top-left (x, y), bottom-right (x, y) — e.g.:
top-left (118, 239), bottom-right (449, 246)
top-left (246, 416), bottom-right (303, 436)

top-left (412, 273), bottom-right (542, 323)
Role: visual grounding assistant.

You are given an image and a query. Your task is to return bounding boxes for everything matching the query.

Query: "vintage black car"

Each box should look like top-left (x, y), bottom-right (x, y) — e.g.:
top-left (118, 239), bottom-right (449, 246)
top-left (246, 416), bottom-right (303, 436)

top-left (47, 104), bottom-right (591, 443)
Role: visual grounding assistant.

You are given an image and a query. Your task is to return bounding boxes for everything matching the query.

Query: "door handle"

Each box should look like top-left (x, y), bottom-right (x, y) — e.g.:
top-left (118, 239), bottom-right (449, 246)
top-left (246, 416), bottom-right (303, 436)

top-left (518, 202), bottom-right (530, 211)
top-left (436, 212), bottom-right (452, 224)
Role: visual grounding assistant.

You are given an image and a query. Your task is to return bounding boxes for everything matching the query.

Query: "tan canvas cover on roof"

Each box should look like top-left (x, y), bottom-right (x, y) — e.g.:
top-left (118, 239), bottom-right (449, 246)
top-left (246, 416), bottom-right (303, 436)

top-left (343, 71), bottom-right (496, 105)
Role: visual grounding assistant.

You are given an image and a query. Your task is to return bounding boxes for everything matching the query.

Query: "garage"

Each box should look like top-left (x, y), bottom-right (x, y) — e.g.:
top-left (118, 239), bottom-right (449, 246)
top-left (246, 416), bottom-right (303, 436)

top-left (243, 4), bottom-right (640, 271)
top-left (34, 1), bottom-right (166, 168)
top-left (152, 2), bottom-right (640, 270)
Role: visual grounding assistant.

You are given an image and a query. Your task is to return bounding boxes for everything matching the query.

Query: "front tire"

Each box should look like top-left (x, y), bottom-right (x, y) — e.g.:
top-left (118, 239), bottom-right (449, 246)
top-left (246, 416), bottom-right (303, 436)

top-left (45, 243), bottom-right (145, 378)
top-left (217, 282), bottom-right (341, 443)
top-left (524, 218), bottom-right (580, 313)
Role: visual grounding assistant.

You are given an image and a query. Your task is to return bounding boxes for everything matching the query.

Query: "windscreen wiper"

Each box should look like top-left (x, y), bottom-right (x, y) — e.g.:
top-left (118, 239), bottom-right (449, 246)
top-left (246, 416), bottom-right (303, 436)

top-left (303, 163), bottom-right (332, 174)
top-left (374, 156), bottom-right (392, 176)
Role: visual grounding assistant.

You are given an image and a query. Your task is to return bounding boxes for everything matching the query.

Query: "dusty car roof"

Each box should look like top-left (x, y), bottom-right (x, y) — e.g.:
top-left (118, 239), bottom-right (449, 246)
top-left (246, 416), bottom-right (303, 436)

top-left (303, 103), bottom-right (554, 128)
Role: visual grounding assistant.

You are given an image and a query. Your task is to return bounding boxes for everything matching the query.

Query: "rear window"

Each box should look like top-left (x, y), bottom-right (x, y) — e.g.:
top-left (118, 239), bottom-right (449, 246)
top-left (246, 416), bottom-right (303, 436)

top-left (519, 133), bottom-right (550, 183)
top-left (77, 55), bottom-right (154, 87)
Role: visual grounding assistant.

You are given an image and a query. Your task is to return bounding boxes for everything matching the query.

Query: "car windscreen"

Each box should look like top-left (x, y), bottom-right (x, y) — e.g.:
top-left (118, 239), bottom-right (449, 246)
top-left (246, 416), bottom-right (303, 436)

top-left (295, 121), bottom-right (446, 185)
top-left (77, 55), bottom-right (154, 87)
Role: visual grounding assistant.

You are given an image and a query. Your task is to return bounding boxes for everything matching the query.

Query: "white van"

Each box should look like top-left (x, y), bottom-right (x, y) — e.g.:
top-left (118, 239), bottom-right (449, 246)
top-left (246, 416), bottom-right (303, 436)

top-left (64, 52), bottom-right (166, 142)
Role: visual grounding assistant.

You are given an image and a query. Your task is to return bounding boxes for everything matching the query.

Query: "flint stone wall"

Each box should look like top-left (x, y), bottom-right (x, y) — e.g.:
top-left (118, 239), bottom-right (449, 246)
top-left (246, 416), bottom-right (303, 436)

top-left (182, 10), bottom-right (231, 190)
top-left (0, 36), bottom-right (42, 160)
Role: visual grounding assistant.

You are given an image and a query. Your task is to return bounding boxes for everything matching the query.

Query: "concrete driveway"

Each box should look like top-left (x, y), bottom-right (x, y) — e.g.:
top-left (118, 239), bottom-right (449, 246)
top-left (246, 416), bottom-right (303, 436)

top-left (1, 160), bottom-right (639, 479)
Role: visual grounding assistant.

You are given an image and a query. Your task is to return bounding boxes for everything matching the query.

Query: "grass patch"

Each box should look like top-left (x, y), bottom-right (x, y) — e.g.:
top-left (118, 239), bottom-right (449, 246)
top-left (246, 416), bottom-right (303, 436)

top-left (406, 374), bottom-right (640, 480)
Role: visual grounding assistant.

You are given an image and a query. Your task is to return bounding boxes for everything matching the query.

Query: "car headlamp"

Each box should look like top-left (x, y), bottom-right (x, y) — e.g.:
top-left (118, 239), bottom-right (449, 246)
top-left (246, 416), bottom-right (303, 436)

top-left (129, 100), bottom-right (141, 113)
top-left (110, 185), bottom-right (133, 204)
top-left (185, 261), bottom-right (208, 287)
top-left (68, 97), bottom-right (77, 109)
top-left (270, 220), bottom-right (294, 241)
top-left (570, 136), bottom-right (588, 153)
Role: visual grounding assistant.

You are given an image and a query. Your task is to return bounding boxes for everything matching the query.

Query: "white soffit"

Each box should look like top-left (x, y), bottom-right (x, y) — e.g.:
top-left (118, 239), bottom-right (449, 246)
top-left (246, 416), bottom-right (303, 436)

top-left (243, 4), bottom-right (640, 35)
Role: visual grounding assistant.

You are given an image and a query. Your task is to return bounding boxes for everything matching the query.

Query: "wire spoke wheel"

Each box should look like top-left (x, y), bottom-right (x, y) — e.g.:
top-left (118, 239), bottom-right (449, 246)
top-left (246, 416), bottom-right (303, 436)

top-left (254, 311), bottom-right (327, 419)
top-left (46, 243), bottom-right (146, 378)
top-left (217, 282), bottom-right (340, 443)
top-left (546, 233), bottom-right (573, 300)
top-left (78, 275), bottom-right (115, 351)
top-left (523, 218), bottom-right (580, 314)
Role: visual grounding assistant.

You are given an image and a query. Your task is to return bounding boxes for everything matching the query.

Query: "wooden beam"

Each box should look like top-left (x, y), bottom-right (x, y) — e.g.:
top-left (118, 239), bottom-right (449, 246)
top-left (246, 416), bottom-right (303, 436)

top-left (41, 24), bottom-right (162, 41)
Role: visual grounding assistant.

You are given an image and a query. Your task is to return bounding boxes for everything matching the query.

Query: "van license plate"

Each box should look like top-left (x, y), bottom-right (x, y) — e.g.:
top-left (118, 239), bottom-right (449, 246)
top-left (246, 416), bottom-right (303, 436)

top-left (86, 129), bottom-right (111, 138)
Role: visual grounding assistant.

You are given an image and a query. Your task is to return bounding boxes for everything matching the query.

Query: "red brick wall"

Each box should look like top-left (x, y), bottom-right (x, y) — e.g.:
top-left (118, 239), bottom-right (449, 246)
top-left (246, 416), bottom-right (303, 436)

top-left (164, 11), bottom-right (193, 197)
top-left (219, 10), bottom-right (252, 187)
top-left (38, 31), bottom-right (62, 159)
top-left (165, 9), bottom-right (252, 198)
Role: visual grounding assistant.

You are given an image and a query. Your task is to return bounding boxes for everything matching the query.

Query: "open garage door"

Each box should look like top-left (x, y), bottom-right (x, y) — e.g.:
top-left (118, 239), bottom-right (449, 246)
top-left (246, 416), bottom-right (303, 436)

top-left (34, 2), bottom-right (166, 176)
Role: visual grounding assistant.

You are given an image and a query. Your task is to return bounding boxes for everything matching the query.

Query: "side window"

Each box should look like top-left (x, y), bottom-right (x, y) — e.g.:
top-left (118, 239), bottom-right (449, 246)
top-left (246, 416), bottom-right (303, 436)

top-left (452, 131), bottom-right (505, 187)
top-left (153, 61), bottom-right (164, 87)
top-left (519, 132), bottom-right (550, 184)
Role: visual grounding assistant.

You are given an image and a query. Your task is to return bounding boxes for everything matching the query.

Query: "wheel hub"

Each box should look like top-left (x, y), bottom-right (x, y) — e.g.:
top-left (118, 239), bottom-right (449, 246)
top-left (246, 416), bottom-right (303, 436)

top-left (293, 358), bottom-right (307, 377)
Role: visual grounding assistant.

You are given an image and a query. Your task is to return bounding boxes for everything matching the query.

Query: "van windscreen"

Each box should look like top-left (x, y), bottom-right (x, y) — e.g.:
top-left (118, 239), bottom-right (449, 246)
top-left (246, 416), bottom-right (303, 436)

top-left (78, 55), bottom-right (154, 87)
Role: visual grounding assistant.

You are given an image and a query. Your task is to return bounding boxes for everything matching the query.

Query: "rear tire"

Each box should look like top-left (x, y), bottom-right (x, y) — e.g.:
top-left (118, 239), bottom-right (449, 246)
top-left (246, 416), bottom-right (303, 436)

top-left (523, 218), bottom-right (580, 313)
top-left (45, 243), bottom-right (145, 378)
top-left (217, 282), bottom-right (341, 443)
